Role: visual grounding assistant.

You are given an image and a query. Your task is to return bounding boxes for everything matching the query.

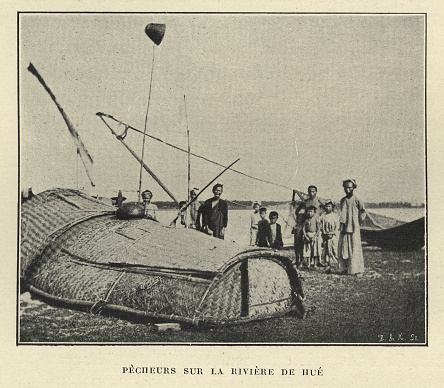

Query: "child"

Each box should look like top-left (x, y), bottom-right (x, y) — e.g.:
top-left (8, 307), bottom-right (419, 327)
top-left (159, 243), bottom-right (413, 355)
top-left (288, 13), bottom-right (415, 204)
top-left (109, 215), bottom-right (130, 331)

top-left (302, 205), bottom-right (322, 267)
top-left (250, 201), bottom-right (261, 246)
top-left (292, 209), bottom-right (305, 267)
top-left (320, 200), bottom-right (340, 272)
top-left (338, 179), bottom-right (366, 275)
top-left (256, 207), bottom-right (271, 247)
top-left (269, 211), bottom-right (284, 250)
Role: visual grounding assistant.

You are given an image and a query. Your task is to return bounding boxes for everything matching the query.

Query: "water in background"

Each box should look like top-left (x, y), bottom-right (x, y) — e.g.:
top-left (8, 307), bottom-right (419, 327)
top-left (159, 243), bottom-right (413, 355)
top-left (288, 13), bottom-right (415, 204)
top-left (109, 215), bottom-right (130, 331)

top-left (156, 207), bottom-right (425, 248)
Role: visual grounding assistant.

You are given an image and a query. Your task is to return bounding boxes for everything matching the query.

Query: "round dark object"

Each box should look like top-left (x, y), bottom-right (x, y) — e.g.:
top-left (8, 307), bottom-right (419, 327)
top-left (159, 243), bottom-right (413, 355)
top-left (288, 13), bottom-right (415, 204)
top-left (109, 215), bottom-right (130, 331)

top-left (145, 23), bottom-right (166, 45)
top-left (116, 202), bottom-right (145, 219)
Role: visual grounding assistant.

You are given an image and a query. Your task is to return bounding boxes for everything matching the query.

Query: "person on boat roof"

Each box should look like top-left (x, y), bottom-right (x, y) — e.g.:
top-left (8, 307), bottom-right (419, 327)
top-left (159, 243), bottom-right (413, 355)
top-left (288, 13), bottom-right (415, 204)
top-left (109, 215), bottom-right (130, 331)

top-left (200, 183), bottom-right (228, 239)
top-left (177, 200), bottom-right (187, 227)
top-left (188, 189), bottom-right (202, 229)
top-left (337, 179), bottom-right (366, 275)
top-left (142, 190), bottom-right (158, 221)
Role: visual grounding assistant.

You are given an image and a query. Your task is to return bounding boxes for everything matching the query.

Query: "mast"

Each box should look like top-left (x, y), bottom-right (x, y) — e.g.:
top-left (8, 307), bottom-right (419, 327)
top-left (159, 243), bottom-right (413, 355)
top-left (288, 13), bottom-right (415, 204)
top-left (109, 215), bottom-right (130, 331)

top-left (138, 45), bottom-right (156, 202)
top-left (138, 23), bottom-right (166, 202)
top-left (184, 94), bottom-right (191, 225)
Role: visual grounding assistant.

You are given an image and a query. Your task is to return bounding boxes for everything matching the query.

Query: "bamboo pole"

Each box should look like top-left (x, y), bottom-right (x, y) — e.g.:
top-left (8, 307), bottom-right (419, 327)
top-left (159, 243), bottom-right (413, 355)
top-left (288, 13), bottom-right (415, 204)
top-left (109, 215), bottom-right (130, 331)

top-left (97, 113), bottom-right (179, 205)
top-left (28, 63), bottom-right (95, 187)
top-left (138, 45), bottom-right (156, 202)
top-left (184, 94), bottom-right (191, 226)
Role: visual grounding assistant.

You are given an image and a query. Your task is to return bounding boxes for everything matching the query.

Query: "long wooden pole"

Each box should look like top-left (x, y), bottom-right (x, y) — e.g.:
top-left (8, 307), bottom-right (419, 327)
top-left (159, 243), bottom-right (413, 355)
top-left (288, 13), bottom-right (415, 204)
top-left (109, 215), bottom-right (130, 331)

top-left (138, 45), bottom-right (156, 202)
top-left (76, 149), bottom-right (79, 190)
top-left (97, 113), bottom-right (179, 205)
top-left (184, 94), bottom-right (191, 225)
top-left (28, 63), bottom-right (95, 187)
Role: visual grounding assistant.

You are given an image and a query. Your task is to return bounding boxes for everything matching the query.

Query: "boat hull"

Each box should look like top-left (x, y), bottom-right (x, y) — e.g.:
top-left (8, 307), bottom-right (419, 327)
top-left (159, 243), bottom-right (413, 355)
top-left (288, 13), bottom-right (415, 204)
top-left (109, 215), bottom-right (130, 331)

top-left (20, 189), bottom-right (304, 326)
top-left (361, 217), bottom-right (425, 251)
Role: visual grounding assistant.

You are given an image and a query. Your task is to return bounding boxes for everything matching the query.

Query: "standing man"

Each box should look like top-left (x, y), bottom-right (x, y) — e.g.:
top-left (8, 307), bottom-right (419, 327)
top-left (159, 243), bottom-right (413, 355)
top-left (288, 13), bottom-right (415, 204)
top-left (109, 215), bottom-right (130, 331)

top-left (295, 185), bottom-right (323, 216)
top-left (337, 179), bottom-right (366, 275)
top-left (201, 183), bottom-right (228, 239)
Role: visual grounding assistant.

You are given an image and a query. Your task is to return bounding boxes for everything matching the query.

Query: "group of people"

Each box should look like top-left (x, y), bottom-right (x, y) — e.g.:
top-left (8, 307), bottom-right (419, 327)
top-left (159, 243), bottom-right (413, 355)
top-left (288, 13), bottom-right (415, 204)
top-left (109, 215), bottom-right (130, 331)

top-left (142, 184), bottom-right (229, 239)
top-left (249, 180), bottom-right (366, 275)
top-left (142, 178), bottom-right (366, 276)
top-left (250, 203), bottom-right (284, 249)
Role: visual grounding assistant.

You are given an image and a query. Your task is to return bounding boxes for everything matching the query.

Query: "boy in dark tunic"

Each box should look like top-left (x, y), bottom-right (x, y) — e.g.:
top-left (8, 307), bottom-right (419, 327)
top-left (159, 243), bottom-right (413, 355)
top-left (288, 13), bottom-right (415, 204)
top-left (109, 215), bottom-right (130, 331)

top-left (269, 211), bottom-right (284, 250)
top-left (256, 207), bottom-right (271, 247)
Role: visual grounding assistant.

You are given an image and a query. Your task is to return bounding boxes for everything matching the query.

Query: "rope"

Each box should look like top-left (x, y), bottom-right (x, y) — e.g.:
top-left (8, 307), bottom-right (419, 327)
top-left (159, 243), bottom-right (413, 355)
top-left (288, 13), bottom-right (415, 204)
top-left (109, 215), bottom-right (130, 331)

top-left (98, 113), bottom-right (297, 192)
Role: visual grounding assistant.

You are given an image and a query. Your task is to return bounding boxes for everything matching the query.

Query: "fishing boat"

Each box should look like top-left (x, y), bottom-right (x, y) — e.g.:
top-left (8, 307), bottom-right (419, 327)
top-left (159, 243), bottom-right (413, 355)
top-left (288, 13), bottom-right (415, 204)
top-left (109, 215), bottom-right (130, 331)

top-left (360, 212), bottom-right (425, 251)
top-left (282, 191), bottom-right (425, 251)
top-left (21, 189), bottom-right (305, 326)
top-left (20, 23), bottom-right (308, 326)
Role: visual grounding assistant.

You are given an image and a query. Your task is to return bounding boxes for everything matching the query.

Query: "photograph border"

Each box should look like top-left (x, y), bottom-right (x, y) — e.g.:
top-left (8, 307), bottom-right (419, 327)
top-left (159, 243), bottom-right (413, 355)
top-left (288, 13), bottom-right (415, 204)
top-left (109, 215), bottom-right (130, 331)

top-left (17, 10), bottom-right (428, 347)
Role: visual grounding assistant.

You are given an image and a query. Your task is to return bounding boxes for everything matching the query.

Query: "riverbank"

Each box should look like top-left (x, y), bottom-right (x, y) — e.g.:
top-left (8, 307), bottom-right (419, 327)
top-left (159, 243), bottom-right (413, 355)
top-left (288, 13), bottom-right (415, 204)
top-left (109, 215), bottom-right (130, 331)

top-left (19, 245), bottom-right (425, 344)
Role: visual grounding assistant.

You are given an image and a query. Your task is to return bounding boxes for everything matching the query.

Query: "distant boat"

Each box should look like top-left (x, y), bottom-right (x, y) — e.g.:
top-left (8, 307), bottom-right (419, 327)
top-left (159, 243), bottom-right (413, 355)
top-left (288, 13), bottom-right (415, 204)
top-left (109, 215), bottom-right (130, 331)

top-left (361, 212), bottom-right (425, 251)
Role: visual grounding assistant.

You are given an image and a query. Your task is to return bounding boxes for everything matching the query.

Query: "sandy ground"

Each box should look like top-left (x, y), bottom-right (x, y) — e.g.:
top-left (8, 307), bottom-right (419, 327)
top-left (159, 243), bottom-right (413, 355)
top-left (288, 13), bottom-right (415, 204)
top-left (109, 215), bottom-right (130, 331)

top-left (19, 246), bottom-right (425, 344)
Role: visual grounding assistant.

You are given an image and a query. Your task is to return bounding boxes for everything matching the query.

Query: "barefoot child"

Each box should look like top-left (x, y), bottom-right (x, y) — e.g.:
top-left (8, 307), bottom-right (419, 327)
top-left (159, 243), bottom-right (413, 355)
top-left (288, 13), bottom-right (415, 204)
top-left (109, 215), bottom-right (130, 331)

top-left (269, 211), bottom-right (284, 250)
top-left (320, 200), bottom-right (340, 272)
top-left (292, 209), bottom-right (305, 267)
top-left (302, 205), bottom-right (322, 267)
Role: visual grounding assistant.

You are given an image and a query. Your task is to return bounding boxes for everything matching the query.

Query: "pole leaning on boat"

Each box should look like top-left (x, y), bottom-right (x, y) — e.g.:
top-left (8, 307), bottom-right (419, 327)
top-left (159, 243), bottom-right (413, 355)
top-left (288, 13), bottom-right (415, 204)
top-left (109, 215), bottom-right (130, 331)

top-left (169, 158), bottom-right (240, 226)
top-left (97, 112), bottom-right (179, 205)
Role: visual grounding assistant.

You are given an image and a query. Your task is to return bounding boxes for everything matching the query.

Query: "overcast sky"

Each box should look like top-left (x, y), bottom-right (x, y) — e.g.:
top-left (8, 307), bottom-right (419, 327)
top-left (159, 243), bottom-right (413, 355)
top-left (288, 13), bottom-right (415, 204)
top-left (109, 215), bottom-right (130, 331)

top-left (20, 13), bottom-right (425, 203)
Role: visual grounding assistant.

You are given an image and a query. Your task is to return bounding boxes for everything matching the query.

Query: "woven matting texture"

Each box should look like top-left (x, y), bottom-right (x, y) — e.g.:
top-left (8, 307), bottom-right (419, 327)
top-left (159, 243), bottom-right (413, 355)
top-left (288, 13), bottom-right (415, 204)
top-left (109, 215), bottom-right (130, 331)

top-left (199, 264), bottom-right (243, 321)
top-left (21, 189), bottom-right (303, 324)
top-left (20, 189), bottom-right (114, 277)
top-left (248, 258), bottom-right (292, 317)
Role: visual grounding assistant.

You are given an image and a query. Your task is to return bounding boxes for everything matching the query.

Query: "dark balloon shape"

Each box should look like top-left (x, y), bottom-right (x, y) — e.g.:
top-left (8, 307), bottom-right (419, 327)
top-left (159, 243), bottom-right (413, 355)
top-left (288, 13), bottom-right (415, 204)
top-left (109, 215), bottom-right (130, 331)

top-left (145, 23), bottom-right (166, 45)
top-left (116, 202), bottom-right (145, 219)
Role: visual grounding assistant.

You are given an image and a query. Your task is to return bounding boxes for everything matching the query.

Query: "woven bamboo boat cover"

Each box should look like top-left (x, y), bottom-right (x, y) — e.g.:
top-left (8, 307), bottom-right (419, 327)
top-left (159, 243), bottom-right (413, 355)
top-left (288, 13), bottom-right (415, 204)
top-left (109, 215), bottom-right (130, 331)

top-left (21, 189), bottom-right (304, 326)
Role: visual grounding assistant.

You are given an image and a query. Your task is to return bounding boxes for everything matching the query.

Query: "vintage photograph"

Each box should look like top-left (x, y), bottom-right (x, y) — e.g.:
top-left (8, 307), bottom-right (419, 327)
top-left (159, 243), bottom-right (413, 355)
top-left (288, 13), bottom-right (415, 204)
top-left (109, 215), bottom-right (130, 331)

top-left (19, 12), bottom-right (426, 344)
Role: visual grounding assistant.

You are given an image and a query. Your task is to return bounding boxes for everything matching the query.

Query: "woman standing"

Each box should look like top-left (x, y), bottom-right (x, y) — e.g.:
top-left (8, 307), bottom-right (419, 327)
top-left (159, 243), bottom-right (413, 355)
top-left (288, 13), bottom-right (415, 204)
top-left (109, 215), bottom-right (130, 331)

top-left (338, 179), bottom-right (366, 275)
